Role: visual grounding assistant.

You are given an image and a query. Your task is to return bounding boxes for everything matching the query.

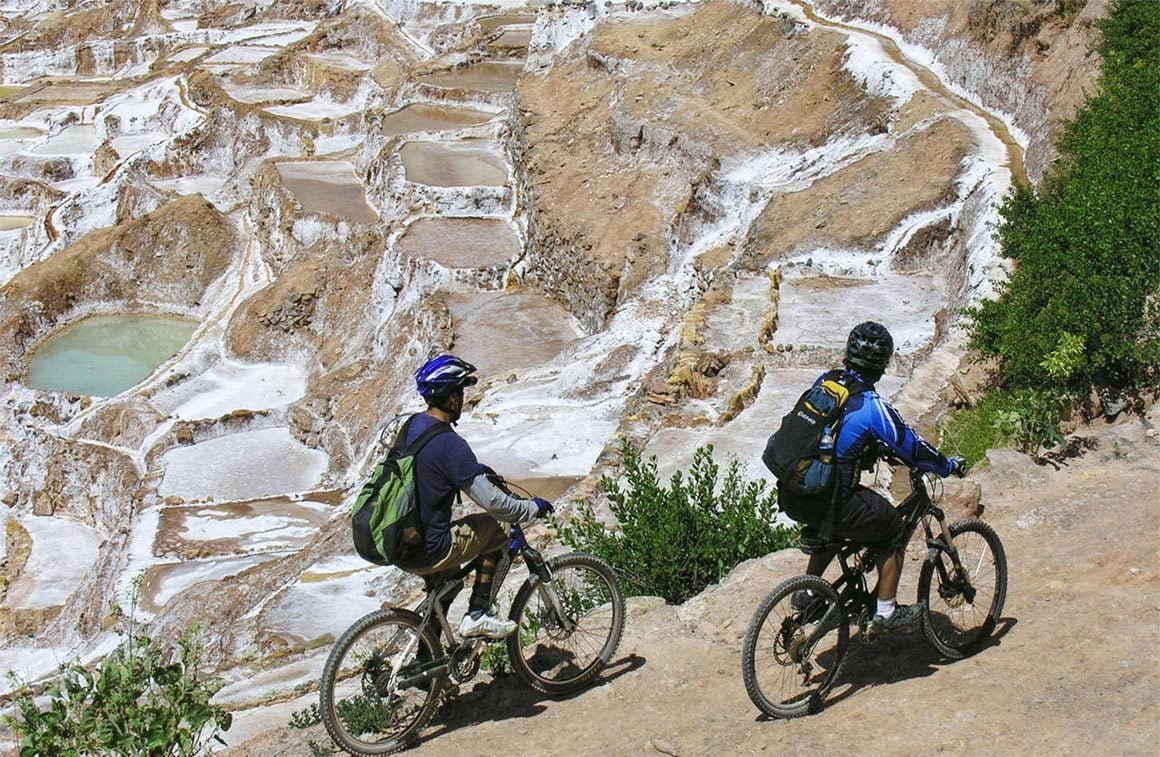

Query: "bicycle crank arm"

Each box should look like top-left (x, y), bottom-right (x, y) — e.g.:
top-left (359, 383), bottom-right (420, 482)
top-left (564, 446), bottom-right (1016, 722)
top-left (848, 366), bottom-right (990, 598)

top-left (395, 659), bottom-right (450, 689)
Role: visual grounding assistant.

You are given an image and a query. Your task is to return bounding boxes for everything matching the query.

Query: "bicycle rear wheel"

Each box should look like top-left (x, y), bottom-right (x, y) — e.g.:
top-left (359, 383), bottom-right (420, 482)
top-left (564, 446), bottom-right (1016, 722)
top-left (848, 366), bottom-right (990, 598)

top-left (507, 552), bottom-right (625, 694)
top-left (319, 609), bottom-right (444, 755)
top-left (741, 574), bottom-right (848, 718)
top-left (918, 517), bottom-right (1008, 658)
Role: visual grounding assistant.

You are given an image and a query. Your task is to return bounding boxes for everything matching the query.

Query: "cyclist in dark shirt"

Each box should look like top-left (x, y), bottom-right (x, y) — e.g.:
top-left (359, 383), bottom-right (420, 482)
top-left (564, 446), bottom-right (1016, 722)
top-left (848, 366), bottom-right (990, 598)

top-left (779, 322), bottom-right (965, 631)
top-left (398, 355), bottom-right (553, 639)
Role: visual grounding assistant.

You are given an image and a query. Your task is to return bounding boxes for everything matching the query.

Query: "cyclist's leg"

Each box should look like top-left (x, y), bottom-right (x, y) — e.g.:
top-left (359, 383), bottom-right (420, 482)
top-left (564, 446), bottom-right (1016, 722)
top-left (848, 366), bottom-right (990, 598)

top-left (829, 487), bottom-right (906, 600)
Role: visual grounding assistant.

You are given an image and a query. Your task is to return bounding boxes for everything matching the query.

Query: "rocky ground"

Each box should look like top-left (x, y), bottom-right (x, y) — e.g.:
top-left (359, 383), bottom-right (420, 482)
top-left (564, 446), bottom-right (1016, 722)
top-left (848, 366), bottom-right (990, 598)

top-left (231, 410), bottom-right (1160, 755)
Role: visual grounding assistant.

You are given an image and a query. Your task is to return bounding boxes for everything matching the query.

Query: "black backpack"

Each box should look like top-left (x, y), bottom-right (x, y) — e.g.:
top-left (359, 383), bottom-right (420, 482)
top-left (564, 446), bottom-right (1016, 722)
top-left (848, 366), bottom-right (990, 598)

top-left (350, 415), bottom-right (450, 566)
top-left (762, 369), bottom-right (869, 498)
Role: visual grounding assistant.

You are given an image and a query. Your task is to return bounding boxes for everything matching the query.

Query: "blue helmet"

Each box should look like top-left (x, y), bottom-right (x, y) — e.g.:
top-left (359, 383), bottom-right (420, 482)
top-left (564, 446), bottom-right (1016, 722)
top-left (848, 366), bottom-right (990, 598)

top-left (415, 354), bottom-right (478, 400)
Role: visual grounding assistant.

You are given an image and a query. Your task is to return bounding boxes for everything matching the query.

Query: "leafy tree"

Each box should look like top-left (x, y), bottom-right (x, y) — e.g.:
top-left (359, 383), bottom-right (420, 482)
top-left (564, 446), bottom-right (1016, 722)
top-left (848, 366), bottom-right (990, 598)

top-left (969, 0), bottom-right (1159, 390)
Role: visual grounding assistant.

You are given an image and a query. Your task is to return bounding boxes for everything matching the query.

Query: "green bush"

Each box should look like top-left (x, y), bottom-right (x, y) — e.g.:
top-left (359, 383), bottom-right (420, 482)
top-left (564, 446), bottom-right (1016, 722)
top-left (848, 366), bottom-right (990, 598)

top-left (939, 389), bottom-right (1069, 464)
top-left (969, 0), bottom-right (1160, 392)
top-left (4, 632), bottom-right (231, 756)
top-left (558, 440), bottom-right (796, 604)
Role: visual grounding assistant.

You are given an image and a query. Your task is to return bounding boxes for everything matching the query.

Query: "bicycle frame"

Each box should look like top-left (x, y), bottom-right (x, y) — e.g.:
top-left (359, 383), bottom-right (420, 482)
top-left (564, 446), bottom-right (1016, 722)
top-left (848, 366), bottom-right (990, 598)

top-left (825, 467), bottom-right (972, 626)
top-left (389, 522), bottom-right (572, 689)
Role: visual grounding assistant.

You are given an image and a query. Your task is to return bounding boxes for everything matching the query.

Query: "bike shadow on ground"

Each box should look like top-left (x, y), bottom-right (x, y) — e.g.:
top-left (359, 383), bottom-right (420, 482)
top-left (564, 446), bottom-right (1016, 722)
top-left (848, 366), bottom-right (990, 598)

top-left (416, 653), bottom-right (646, 745)
top-left (755, 615), bottom-right (1018, 721)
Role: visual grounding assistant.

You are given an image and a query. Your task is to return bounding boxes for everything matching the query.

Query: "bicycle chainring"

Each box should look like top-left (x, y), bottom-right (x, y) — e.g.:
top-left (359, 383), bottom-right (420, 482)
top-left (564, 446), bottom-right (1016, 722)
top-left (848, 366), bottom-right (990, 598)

top-left (448, 643), bottom-right (482, 683)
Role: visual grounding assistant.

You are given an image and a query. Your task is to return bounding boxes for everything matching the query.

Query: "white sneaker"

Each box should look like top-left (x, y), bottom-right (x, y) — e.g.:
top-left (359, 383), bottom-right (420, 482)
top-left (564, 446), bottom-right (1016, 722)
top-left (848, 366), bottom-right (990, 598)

top-left (459, 612), bottom-right (517, 639)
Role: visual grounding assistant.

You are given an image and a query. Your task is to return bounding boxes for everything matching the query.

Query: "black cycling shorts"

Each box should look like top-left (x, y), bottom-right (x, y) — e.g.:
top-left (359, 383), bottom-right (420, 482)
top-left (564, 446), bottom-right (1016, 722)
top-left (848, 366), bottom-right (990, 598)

top-left (782, 485), bottom-right (906, 553)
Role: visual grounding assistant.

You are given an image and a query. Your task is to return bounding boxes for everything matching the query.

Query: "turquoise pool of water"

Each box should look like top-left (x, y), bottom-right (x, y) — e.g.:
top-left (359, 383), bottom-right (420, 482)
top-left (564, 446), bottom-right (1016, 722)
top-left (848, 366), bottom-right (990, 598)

top-left (26, 314), bottom-right (196, 397)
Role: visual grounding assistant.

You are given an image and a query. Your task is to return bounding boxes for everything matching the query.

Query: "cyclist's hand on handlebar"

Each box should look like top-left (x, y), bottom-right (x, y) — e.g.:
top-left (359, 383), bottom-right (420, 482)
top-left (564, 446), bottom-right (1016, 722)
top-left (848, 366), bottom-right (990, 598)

top-left (533, 497), bottom-right (554, 518)
top-left (948, 456), bottom-right (968, 478)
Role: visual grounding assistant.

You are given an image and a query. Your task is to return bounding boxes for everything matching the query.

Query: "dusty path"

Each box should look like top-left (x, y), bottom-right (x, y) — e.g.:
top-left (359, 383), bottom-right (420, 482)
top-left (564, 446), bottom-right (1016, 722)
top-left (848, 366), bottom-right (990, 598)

top-left (233, 416), bottom-right (1159, 756)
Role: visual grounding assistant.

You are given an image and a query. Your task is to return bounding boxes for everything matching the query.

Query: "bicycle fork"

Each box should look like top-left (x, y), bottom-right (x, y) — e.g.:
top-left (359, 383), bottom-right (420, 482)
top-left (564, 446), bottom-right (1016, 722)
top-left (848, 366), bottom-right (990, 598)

top-left (927, 510), bottom-right (977, 605)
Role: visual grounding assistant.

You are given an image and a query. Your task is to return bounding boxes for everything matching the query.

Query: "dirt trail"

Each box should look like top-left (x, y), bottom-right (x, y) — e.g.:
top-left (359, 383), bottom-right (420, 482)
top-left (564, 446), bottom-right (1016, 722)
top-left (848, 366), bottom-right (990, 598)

top-left (232, 416), bottom-right (1159, 756)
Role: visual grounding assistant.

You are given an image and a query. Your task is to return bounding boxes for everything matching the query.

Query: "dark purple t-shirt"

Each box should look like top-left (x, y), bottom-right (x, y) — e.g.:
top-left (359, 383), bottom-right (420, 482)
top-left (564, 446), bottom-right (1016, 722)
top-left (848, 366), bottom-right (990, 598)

top-left (399, 413), bottom-right (487, 568)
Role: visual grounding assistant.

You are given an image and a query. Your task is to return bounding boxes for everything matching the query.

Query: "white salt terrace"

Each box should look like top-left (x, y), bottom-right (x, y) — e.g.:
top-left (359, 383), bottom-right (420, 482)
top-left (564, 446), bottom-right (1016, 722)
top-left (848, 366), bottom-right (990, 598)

top-left (157, 427), bottom-right (329, 502)
top-left (414, 60), bottom-right (524, 94)
top-left (31, 124), bottom-right (98, 155)
top-left (263, 99), bottom-right (363, 122)
top-left (201, 46), bottom-right (281, 66)
top-left (149, 360), bottom-right (308, 420)
top-left (395, 216), bottom-right (520, 269)
top-left (400, 140), bottom-right (508, 187)
top-left (155, 498), bottom-right (332, 557)
top-left (380, 102), bottom-right (497, 137)
top-left (444, 289), bottom-right (582, 376)
top-left (275, 161), bottom-right (378, 224)
top-left (3, 513), bottom-right (102, 610)
top-left (303, 52), bottom-right (372, 72)
top-left (140, 554), bottom-right (277, 613)
top-left (0, 215), bottom-right (34, 231)
top-left (773, 264), bottom-right (943, 354)
top-left (257, 555), bottom-right (393, 646)
top-left (217, 83), bottom-right (310, 105)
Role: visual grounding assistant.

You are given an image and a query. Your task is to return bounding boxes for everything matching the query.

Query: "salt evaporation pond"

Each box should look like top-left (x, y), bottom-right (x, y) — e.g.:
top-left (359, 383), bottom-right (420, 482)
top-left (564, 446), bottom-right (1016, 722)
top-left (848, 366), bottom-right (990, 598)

top-left (415, 60), bottom-right (524, 93)
top-left (0, 85), bottom-right (26, 100)
top-left (445, 290), bottom-right (581, 375)
top-left (25, 313), bottom-right (196, 397)
top-left (400, 141), bottom-right (507, 187)
top-left (0, 215), bottom-right (35, 231)
top-left (33, 124), bottom-right (98, 155)
top-left (156, 498), bottom-right (332, 556)
top-left (395, 217), bottom-right (519, 268)
top-left (158, 427), bottom-right (328, 502)
top-left (258, 555), bottom-right (389, 645)
top-left (3, 513), bottom-right (102, 610)
top-left (0, 125), bottom-right (43, 140)
top-left (275, 161), bottom-right (378, 223)
top-left (150, 360), bottom-right (307, 420)
top-left (478, 14), bottom-right (537, 34)
top-left (380, 102), bottom-right (496, 136)
top-left (140, 555), bottom-right (278, 613)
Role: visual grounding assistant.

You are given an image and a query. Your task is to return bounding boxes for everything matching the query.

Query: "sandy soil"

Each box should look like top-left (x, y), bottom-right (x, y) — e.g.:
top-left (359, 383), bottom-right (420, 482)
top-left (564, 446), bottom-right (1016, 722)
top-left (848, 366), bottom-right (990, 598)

top-left (230, 414), bottom-right (1159, 756)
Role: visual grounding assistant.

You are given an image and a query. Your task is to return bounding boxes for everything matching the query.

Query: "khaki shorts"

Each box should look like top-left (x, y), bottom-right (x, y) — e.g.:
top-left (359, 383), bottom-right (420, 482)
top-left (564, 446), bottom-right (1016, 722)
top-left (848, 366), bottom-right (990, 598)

top-left (407, 513), bottom-right (507, 579)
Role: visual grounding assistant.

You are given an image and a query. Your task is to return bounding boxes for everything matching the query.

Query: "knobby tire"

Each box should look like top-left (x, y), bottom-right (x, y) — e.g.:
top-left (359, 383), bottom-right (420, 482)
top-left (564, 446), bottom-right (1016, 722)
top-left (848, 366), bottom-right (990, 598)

top-left (918, 517), bottom-right (1008, 659)
top-left (320, 608), bottom-right (444, 755)
top-left (742, 574), bottom-right (849, 718)
top-left (506, 552), bottom-right (626, 694)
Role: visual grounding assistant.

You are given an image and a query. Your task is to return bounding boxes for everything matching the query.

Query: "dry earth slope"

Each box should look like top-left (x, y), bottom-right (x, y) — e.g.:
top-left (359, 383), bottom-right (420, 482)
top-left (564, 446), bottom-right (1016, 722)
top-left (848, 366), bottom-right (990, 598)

top-left (235, 409), bottom-right (1159, 756)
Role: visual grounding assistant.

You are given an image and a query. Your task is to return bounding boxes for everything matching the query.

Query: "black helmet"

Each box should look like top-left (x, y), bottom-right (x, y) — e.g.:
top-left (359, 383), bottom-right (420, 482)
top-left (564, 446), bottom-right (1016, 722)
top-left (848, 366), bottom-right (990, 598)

top-left (845, 321), bottom-right (893, 376)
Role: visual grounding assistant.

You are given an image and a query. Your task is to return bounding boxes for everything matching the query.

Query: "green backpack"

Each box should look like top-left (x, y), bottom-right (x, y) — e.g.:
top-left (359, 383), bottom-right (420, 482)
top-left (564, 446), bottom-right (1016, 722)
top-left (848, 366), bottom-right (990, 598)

top-left (350, 415), bottom-right (450, 565)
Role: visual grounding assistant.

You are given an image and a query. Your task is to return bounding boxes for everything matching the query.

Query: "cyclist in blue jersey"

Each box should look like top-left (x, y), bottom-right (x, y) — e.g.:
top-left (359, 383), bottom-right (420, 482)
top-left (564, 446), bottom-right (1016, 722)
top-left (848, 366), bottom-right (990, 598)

top-left (395, 355), bottom-right (553, 639)
top-left (778, 322), bottom-right (965, 632)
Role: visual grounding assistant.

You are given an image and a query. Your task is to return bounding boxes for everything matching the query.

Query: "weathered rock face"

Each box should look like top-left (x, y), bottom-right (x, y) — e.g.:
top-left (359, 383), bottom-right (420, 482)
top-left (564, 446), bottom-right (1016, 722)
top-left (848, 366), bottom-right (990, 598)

top-left (515, 3), bottom-right (897, 331)
top-left (808, 0), bottom-right (1108, 182)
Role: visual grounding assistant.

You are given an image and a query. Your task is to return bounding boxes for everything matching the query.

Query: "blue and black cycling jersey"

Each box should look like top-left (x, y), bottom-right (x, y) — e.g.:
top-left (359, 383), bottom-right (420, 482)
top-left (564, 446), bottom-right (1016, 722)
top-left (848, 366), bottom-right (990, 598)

top-left (822, 369), bottom-right (956, 501)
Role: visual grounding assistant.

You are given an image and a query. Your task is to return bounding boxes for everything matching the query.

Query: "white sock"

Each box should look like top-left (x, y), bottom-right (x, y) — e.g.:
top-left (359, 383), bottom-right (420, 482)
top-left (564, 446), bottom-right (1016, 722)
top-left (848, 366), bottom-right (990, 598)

top-left (876, 598), bottom-right (897, 618)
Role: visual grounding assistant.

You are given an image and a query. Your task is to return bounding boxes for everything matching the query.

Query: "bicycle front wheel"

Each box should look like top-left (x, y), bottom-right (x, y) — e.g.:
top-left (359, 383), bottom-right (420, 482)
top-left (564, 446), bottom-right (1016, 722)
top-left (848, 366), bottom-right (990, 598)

top-left (741, 574), bottom-right (848, 718)
top-left (918, 517), bottom-right (1008, 658)
top-left (319, 609), bottom-right (444, 756)
top-left (507, 552), bottom-right (625, 694)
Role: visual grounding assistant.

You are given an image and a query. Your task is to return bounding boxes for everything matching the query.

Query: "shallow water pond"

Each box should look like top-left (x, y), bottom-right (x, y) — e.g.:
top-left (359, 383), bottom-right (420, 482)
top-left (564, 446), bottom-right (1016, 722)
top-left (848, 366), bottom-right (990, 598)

top-left (399, 141), bottom-right (507, 187)
top-left (415, 60), bottom-right (523, 93)
top-left (25, 313), bottom-right (196, 397)
top-left (395, 216), bottom-right (519, 268)
top-left (0, 215), bottom-right (35, 231)
top-left (380, 102), bottom-right (496, 136)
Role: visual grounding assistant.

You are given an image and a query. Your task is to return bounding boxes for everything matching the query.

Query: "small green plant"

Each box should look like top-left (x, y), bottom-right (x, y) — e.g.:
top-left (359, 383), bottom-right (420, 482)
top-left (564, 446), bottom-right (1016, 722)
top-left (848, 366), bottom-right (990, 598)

top-left (939, 389), bottom-right (1070, 464)
top-left (558, 440), bottom-right (796, 604)
top-left (289, 702), bottom-right (322, 729)
top-left (2, 577), bottom-right (231, 756)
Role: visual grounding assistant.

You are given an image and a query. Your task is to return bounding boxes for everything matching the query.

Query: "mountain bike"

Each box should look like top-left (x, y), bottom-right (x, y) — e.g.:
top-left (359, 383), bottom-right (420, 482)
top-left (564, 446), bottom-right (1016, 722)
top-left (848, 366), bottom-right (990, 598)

top-left (319, 516), bottom-right (626, 755)
top-left (741, 463), bottom-right (1007, 718)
